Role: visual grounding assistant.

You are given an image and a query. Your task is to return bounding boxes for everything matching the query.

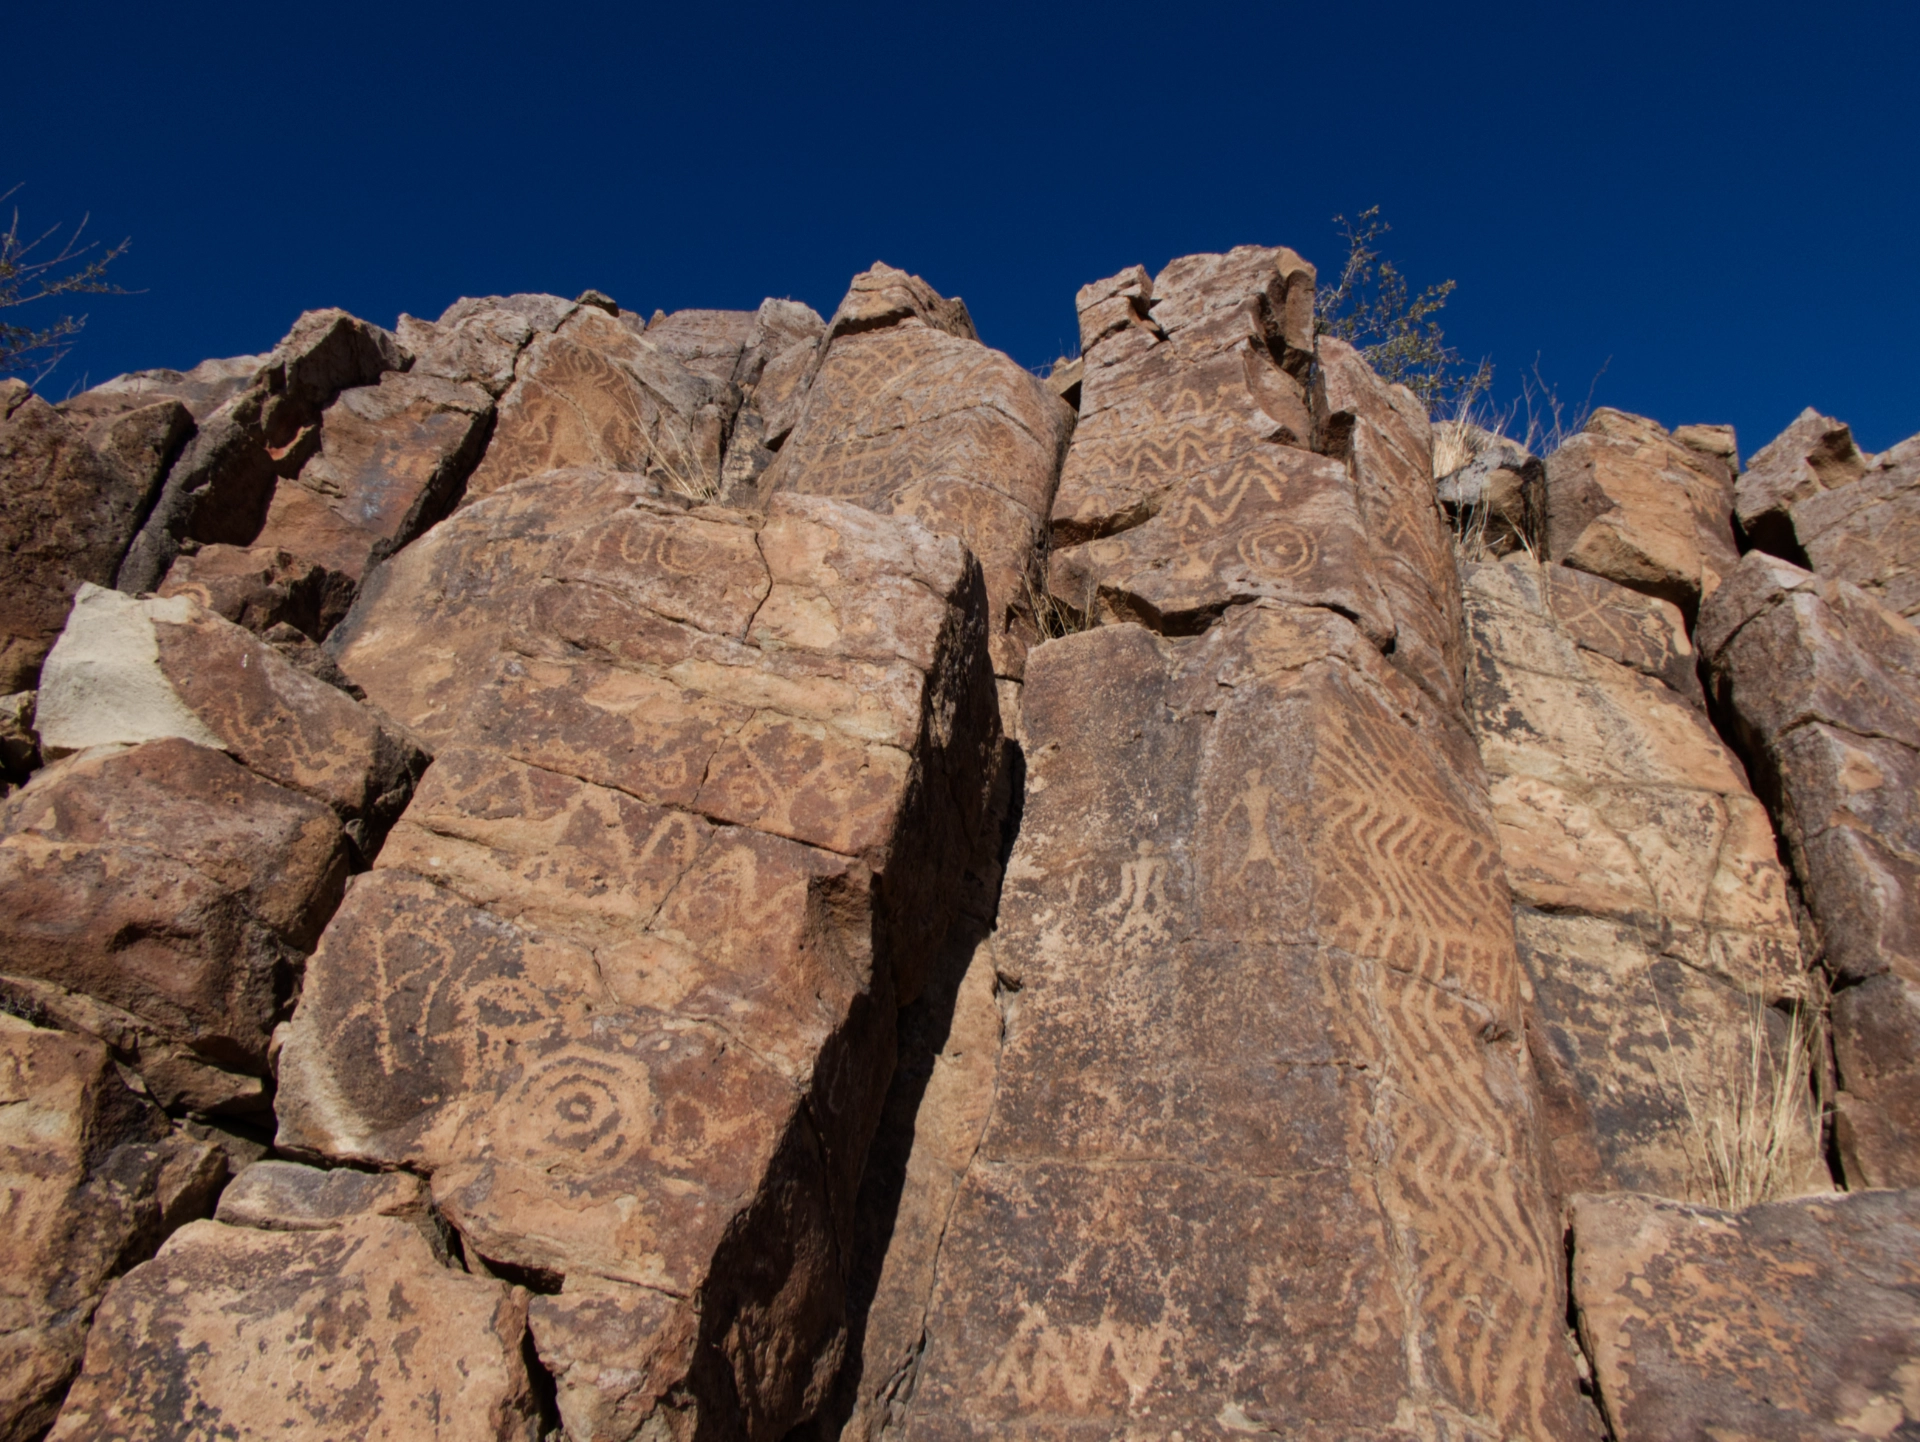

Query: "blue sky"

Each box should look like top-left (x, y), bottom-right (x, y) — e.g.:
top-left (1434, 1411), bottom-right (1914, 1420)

top-left (8, 0), bottom-right (1917, 453)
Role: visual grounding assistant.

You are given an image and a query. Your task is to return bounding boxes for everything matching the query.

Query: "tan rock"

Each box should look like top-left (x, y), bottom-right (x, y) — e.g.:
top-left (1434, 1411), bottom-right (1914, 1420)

top-left (873, 607), bottom-right (1593, 1439)
top-left (84, 352), bottom-right (268, 422)
top-left (279, 467), bottom-right (997, 1438)
top-left (400, 303), bottom-right (540, 396)
top-left (645, 307), bottom-right (758, 384)
top-left (48, 1216), bottom-right (542, 1442)
top-left (115, 309), bottom-right (409, 592)
top-left (0, 739), bottom-right (347, 1091)
top-left (249, 369), bottom-right (493, 581)
top-left (1790, 432), bottom-right (1920, 617)
top-left (1052, 247), bottom-right (1315, 550)
top-left (214, 1158), bottom-right (435, 1235)
top-left (0, 382), bottom-right (161, 692)
top-left (1436, 427), bottom-right (1545, 557)
top-left (1463, 558), bottom-right (1815, 1200)
top-left (1, 1020), bottom-right (223, 1442)
top-left (1734, 406), bottom-right (1872, 554)
top-left (1570, 1188), bottom-right (1920, 1442)
top-left (1699, 553), bottom-right (1920, 1186)
top-left (158, 543), bottom-right (358, 641)
top-left (37, 585), bottom-right (427, 850)
top-left (1049, 442), bottom-right (1395, 642)
top-left (1315, 335), bottom-right (1469, 713)
top-left (466, 306), bottom-right (735, 501)
top-left (761, 264), bottom-right (1071, 679)
top-left (1545, 407), bottom-right (1743, 617)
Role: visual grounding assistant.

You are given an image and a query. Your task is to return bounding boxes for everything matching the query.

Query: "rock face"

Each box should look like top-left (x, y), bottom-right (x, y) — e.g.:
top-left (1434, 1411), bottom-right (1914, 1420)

top-left (0, 585), bottom-right (424, 1116)
top-left (116, 308), bottom-right (411, 594)
top-left (1545, 408), bottom-right (1742, 618)
top-left (836, 250), bottom-right (1592, 1441)
top-left (11, 249), bottom-right (1920, 1442)
top-left (1570, 1189), bottom-right (1920, 1442)
top-left (272, 467), bottom-right (996, 1439)
top-left (1461, 558), bottom-right (1817, 1202)
top-left (0, 1018), bottom-right (223, 1442)
top-left (50, 1216), bottom-right (542, 1442)
top-left (465, 305), bottom-right (736, 503)
top-left (1700, 553), bottom-right (1920, 1187)
top-left (0, 380), bottom-right (171, 692)
top-left (762, 263), bottom-right (1072, 679)
top-left (1737, 408), bottom-right (1920, 619)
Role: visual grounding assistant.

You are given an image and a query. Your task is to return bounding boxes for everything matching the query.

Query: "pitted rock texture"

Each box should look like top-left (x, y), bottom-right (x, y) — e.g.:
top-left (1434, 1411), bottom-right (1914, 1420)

top-left (761, 263), bottom-right (1072, 679)
top-left (1544, 408), bottom-right (1742, 618)
top-left (866, 605), bottom-right (1593, 1440)
top-left (465, 304), bottom-right (737, 503)
top-left (277, 467), bottom-right (997, 1439)
top-left (49, 1216), bottom-right (542, 1442)
top-left (0, 1019), bottom-right (223, 1442)
top-left (1571, 1188), bottom-right (1920, 1442)
top-left (1700, 552), bottom-right (1920, 1187)
top-left (1462, 558), bottom-right (1817, 1201)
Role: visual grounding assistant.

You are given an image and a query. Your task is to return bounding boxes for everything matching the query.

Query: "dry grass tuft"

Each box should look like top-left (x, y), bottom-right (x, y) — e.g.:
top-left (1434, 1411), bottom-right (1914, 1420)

top-left (1024, 569), bottom-right (1095, 642)
top-left (1653, 977), bottom-right (1826, 1209)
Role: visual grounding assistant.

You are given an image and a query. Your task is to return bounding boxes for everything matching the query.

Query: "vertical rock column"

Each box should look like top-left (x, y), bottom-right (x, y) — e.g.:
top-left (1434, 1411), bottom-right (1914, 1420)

top-left (1458, 558), bottom-right (1818, 1202)
top-left (269, 468), bottom-right (998, 1441)
top-left (847, 249), bottom-right (1593, 1440)
top-left (760, 262), bottom-right (1075, 687)
top-left (1699, 553), bottom-right (1920, 1188)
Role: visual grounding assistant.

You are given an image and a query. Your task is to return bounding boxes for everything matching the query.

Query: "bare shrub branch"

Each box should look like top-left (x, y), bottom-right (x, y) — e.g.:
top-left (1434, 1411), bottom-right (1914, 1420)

top-left (1, 184), bottom-right (133, 381)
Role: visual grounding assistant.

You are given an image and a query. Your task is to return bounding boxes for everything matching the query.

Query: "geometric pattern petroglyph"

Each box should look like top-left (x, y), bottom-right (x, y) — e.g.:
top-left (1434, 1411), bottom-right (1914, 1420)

top-left (890, 609), bottom-right (1597, 1440)
top-left (1051, 443), bottom-right (1396, 643)
top-left (279, 465), bottom-right (998, 1437)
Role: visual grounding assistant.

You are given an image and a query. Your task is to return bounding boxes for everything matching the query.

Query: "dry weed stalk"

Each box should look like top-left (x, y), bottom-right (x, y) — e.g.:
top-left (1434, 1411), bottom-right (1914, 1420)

top-left (1024, 568), bottom-right (1094, 642)
top-left (1651, 975), bottom-right (1825, 1209)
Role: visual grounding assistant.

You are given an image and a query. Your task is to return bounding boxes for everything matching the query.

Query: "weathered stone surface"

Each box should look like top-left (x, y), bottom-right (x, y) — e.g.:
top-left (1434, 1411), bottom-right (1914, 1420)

top-left (114, 310), bottom-right (410, 593)
top-left (158, 543), bottom-right (358, 641)
top-left (0, 739), bottom-right (347, 1096)
top-left (1571, 1188), bottom-right (1920, 1442)
top-left (1050, 443), bottom-right (1395, 641)
top-left (212, 1158), bottom-right (451, 1259)
top-left (1788, 433), bottom-right (1920, 617)
top-left (53, 389), bottom-right (194, 513)
top-left (278, 467), bottom-right (996, 1438)
top-left (0, 381), bottom-right (163, 692)
top-left (1052, 248), bottom-right (1314, 550)
top-left (398, 303), bottom-right (539, 396)
top-left (1734, 406), bottom-right (1872, 555)
top-left (1700, 552), bottom-right (1920, 1187)
top-left (763, 264), bottom-right (1072, 678)
top-left (740, 298), bottom-right (827, 447)
top-left (1, 1019), bottom-right (223, 1442)
top-left (1436, 426), bottom-right (1545, 556)
top-left (1463, 559), bottom-right (1815, 1200)
top-left (871, 604), bottom-right (1592, 1439)
top-left (1545, 408), bottom-right (1743, 616)
top-left (85, 352), bottom-right (268, 421)
top-left (37, 585), bottom-right (426, 849)
top-left (49, 1215), bottom-right (542, 1441)
top-left (466, 306), bottom-right (735, 501)
top-left (646, 307), bottom-right (759, 384)
top-left (243, 370), bottom-right (493, 582)
top-left (1314, 335), bottom-right (1468, 713)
